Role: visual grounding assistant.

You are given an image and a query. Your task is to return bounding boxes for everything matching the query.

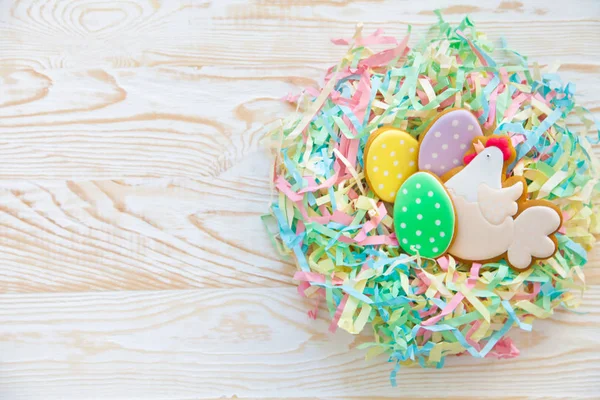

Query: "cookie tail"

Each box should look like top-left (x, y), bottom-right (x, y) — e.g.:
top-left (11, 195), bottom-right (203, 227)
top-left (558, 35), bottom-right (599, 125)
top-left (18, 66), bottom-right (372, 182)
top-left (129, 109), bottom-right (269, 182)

top-left (507, 206), bottom-right (561, 270)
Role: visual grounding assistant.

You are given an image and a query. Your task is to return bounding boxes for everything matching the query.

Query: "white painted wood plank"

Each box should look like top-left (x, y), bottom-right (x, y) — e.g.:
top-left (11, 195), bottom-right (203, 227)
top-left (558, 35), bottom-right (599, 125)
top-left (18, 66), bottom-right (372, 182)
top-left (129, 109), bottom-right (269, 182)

top-left (0, 175), bottom-right (599, 293)
top-left (0, 287), bottom-right (599, 399)
top-left (0, 0), bottom-right (598, 70)
top-left (0, 176), bottom-right (294, 292)
top-left (0, 66), bottom-right (303, 179)
top-left (0, 66), bottom-right (598, 181)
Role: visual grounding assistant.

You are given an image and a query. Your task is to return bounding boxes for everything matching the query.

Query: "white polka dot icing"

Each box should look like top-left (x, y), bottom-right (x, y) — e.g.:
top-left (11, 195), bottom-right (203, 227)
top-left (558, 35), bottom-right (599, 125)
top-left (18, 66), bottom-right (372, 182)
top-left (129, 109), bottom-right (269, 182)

top-left (393, 172), bottom-right (456, 258)
top-left (365, 127), bottom-right (419, 203)
top-left (418, 109), bottom-right (483, 176)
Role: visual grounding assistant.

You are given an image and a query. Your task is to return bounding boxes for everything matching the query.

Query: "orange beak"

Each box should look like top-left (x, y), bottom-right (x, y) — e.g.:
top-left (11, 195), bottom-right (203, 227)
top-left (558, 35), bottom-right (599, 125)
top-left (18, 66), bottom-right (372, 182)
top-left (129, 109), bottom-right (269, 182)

top-left (473, 140), bottom-right (485, 154)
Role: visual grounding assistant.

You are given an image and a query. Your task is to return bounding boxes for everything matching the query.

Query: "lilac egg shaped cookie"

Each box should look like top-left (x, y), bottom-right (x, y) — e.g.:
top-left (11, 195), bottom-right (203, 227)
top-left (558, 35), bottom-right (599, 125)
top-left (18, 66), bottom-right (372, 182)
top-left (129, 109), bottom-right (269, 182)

top-left (418, 109), bottom-right (483, 177)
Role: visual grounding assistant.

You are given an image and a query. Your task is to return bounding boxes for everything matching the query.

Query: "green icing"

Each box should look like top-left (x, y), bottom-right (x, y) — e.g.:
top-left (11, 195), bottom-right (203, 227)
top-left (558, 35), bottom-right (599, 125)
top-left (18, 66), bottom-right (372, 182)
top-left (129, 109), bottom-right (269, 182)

top-left (393, 172), bottom-right (456, 258)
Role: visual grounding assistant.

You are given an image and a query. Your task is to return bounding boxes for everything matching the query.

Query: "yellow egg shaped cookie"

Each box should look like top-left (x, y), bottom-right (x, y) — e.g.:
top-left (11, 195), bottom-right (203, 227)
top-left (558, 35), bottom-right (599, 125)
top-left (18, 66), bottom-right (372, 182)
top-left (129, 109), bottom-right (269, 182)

top-left (364, 127), bottom-right (419, 203)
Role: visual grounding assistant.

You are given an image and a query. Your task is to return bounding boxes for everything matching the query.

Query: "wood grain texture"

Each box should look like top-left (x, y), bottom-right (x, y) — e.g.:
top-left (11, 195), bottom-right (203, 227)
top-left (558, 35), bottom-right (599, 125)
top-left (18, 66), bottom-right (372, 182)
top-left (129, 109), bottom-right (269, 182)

top-left (0, 174), bottom-right (599, 293)
top-left (0, 287), bottom-right (599, 399)
top-left (0, 176), bottom-right (295, 292)
top-left (0, 0), bottom-right (598, 69)
top-left (0, 66), bottom-right (598, 180)
top-left (0, 66), bottom-right (304, 179)
top-left (0, 0), bottom-right (599, 398)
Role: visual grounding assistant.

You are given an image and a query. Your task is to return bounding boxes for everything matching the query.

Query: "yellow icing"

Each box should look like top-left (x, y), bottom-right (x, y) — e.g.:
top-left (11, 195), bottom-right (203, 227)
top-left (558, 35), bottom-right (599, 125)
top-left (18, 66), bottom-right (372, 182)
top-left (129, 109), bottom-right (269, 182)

top-left (365, 128), bottom-right (418, 202)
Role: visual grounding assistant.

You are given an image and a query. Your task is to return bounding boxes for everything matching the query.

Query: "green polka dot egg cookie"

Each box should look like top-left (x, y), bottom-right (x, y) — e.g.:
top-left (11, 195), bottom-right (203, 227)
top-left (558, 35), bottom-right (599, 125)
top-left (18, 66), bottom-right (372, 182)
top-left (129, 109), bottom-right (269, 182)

top-left (393, 172), bottom-right (456, 258)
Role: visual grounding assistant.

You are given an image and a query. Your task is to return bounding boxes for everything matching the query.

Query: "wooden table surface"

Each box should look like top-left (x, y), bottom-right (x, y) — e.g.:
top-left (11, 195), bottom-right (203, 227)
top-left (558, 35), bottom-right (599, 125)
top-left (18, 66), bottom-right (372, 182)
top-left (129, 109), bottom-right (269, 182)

top-left (0, 0), bottom-right (599, 399)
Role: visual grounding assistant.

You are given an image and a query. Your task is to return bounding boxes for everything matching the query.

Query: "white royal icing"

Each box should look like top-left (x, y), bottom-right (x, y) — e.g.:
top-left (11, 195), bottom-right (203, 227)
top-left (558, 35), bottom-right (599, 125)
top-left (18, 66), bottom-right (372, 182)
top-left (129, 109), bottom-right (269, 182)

top-left (445, 147), bottom-right (561, 269)
top-left (445, 146), bottom-right (504, 202)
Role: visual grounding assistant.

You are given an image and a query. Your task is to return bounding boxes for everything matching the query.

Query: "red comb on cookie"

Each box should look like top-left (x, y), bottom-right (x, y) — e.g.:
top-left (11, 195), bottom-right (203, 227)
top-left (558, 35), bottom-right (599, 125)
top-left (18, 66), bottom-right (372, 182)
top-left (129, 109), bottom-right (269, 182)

top-left (485, 137), bottom-right (512, 161)
top-left (463, 136), bottom-right (512, 165)
top-left (463, 152), bottom-right (477, 165)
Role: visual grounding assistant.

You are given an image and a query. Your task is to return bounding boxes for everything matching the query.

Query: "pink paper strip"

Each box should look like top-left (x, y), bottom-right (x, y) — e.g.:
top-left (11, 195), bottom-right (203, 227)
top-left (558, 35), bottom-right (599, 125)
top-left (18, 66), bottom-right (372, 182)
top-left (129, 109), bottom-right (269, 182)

top-left (354, 203), bottom-right (387, 242)
top-left (486, 337), bottom-right (520, 359)
top-left (331, 210), bottom-right (354, 226)
top-left (294, 271), bottom-right (344, 286)
top-left (329, 294), bottom-right (349, 333)
top-left (456, 30), bottom-right (488, 67)
top-left (504, 92), bottom-right (529, 121)
top-left (358, 235), bottom-right (399, 246)
top-left (359, 35), bottom-right (410, 68)
top-left (466, 262), bottom-right (482, 289)
top-left (511, 134), bottom-right (526, 147)
top-left (437, 256), bottom-right (449, 272)
top-left (484, 83), bottom-right (504, 129)
top-left (276, 176), bottom-right (304, 202)
top-left (422, 292), bottom-right (465, 326)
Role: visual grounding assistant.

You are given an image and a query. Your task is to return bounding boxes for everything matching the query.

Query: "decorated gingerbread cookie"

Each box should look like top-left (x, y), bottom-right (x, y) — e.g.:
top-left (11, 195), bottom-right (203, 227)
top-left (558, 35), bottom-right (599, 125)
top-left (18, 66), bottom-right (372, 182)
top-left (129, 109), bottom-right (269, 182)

top-left (443, 136), bottom-right (562, 270)
top-left (393, 172), bottom-right (456, 259)
top-left (365, 110), bottom-right (561, 270)
top-left (418, 108), bottom-right (483, 176)
top-left (364, 127), bottom-right (418, 202)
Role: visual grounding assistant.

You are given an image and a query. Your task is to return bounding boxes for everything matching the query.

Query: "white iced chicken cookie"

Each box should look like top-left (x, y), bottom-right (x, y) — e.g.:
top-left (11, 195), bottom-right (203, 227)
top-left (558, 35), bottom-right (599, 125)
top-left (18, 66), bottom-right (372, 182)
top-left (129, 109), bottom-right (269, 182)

top-left (444, 136), bottom-right (562, 270)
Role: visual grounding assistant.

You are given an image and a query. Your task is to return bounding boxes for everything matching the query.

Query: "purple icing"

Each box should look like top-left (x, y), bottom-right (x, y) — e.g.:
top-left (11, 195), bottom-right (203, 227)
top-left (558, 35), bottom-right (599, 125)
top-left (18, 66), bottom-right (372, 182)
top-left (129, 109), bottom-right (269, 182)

top-left (418, 109), bottom-right (483, 177)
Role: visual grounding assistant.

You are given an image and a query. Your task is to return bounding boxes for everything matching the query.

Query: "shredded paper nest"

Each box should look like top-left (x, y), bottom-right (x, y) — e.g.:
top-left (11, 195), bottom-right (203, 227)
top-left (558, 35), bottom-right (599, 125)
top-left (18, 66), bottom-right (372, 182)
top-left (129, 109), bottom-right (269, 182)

top-left (262, 16), bottom-right (600, 384)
